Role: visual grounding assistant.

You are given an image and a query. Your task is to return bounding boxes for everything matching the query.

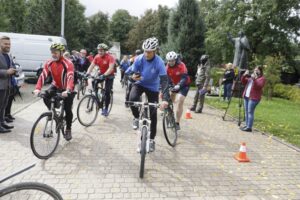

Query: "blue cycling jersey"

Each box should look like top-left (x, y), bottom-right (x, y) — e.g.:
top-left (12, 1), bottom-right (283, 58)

top-left (131, 54), bottom-right (167, 92)
top-left (120, 60), bottom-right (130, 71)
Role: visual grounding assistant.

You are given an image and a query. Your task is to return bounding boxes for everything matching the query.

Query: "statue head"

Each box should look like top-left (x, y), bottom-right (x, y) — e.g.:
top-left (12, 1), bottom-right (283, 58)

top-left (200, 54), bottom-right (209, 65)
top-left (238, 31), bottom-right (245, 37)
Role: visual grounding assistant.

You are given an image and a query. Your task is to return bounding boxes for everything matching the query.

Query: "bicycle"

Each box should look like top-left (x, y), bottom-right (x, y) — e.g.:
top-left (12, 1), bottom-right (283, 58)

top-left (77, 75), bottom-right (114, 126)
top-left (126, 99), bottom-right (160, 179)
top-left (30, 91), bottom-right (76, 159)
top-left (0, 164), bottom-right (63, 199)
top-left (76, 71), bottom-right (88, 100)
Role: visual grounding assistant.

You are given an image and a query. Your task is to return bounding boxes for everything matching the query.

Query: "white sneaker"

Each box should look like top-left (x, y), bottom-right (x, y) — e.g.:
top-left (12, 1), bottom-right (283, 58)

top-left (149, 139), bottom-right (155, 152)
top-left (136, 143), bottom-right (141, 153)
top-left (132, 118), bottom-right (139, 130)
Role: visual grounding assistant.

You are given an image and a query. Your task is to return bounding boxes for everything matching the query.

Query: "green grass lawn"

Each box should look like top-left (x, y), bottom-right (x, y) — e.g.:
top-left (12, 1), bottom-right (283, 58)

top-left (205, 96), bottom-right (300, 147)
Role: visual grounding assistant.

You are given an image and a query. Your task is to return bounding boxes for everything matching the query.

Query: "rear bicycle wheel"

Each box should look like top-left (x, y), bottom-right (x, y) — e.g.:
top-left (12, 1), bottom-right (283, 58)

top-left (30, 112), bottom-right (60, 159)
top-left (81, 81), bottom-right (87, 96)
top-left (0, 182), bottom-right (63, 200)
top-left (107, 91), bottom-right (113, 114)
top-left (77, 80), bottom-right (82, 100)
top-left (139, 126), bottom-right (148, 179)
top-left (77, 95), bottom-right (99, 126)
top-left (163, 108), bottom-right (178, 147)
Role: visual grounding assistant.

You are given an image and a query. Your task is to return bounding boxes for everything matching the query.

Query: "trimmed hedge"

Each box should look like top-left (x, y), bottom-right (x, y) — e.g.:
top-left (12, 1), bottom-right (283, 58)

top-left (273, 83), bottom-right (300, 103)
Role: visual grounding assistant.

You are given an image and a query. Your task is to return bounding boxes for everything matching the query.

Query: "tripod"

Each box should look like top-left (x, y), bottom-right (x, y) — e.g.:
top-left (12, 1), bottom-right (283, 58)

top-left (222, 70), bottom-right (245, 126)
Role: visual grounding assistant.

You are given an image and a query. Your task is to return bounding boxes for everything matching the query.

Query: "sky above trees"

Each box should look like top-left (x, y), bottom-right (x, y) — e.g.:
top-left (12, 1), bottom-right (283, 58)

top-left (79, 0), bottom-right (177, 17)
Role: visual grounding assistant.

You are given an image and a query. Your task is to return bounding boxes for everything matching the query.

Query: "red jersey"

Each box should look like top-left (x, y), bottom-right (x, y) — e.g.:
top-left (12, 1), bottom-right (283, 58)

top-left (87, 55), bottom-right (94, 63)
top-left (166, 62), bottom-right (191, 86)
top-left (93, 53), bottom-right (115, 75)
top-left (36, 58), bottom-right (74, 91)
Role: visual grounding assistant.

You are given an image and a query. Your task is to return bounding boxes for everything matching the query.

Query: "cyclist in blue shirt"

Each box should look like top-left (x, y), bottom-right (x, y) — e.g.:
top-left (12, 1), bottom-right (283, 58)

top-left (129, 37), bottom-right (170, 152)
top-left (120, 55), bottom-right (130, 83)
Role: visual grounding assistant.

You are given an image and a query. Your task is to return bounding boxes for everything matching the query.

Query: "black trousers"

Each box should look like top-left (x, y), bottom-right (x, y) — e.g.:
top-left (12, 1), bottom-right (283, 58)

top-left (104, 78), bottom-right (114, 110)
top-left (129, 84), bottom-right (159, 139)
top-left (43, 86), bottom-right (74, 130)
top-left (0, 89), bottom-right (9, 124)
top-left (5, 90), bottom-right (14, 116)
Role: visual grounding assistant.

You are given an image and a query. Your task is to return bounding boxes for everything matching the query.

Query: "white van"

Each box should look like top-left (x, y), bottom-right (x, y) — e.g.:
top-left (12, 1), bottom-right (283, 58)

top-left (0, 32), bottom-right (67, 78)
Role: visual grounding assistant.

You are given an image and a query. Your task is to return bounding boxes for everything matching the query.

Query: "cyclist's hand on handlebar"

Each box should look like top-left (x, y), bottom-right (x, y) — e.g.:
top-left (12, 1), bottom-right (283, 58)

top-left (160, 101), bottom-right (168, 111)
top-left (99, 74), bottom-right (106, 80)
top-left (132, 73), bottom-right (142, 81)
top-left (62, 91), bottom-right (69, 97)
top-left (172, 85), bottom-right (180, 92)
top-left (33, 89), bottom-right (41, 97)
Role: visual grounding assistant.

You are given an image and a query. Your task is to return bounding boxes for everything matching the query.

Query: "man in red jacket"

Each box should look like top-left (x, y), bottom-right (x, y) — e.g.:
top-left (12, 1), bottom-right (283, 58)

top-left (241, 66), bottom-right (266, 132)
top-left (33, 43), bottom-right (75, 141)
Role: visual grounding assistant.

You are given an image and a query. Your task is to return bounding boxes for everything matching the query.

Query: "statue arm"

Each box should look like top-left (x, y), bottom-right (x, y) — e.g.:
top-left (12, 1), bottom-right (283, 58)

top-left (227, 32), bottom-right (234, 44)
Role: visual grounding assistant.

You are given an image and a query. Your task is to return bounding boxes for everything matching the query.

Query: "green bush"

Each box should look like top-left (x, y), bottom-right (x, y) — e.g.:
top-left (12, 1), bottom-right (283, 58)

top-left (273, 83), bottom-right (300, 103)
top-left (210, 67), bottom-right (224, 86)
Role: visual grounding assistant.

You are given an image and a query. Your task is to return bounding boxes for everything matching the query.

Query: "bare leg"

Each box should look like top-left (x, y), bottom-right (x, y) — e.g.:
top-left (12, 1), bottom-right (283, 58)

top-left (176, 94), bottom-right (186, 123)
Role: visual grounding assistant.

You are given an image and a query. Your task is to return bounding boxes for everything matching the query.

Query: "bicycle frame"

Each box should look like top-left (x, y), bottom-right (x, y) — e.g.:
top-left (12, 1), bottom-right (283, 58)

top-left (0, 164), bottom-right (36, 184)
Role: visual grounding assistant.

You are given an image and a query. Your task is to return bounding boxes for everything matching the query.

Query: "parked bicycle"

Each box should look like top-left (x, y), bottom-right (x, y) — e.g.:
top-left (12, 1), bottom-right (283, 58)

top-left (126, 99), bottom-right (160, 179)
top-left (76, 71), bottom-right (88, 100)
top-left (77, 75), bottom-right (113, 126)
top-left (30, 91), bottom-right (76, 159)
top-left (0, 164), bottom-right (63, 199)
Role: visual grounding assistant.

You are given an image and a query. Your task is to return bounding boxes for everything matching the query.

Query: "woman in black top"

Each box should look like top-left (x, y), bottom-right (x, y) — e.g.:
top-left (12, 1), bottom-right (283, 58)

top-left (222, 63), bottom-right (235, 101)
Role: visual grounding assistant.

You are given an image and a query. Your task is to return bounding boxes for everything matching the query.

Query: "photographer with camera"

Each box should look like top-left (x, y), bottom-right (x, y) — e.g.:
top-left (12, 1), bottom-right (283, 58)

top-left (0, 36), bottom-right (17, 133)
top-left (240, 66), bottom-right (266, 132)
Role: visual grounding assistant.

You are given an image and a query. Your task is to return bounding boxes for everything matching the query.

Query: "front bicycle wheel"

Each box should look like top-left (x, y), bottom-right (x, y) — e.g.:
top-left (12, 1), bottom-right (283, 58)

top-left (30, 112), bottom-right (60, 159)
top-left (0, 182), bottom-right (63, 200)
top-left (139, 126), bottom-right (148, 179)
top-left (163, 108), bottom-right (178, 147)
top-left (77, 95), bottom-right (99, 126)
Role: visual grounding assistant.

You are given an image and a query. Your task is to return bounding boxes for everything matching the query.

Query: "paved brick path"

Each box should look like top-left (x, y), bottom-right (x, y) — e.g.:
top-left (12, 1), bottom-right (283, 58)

top-left (1, 77), bottom-right (300, 200)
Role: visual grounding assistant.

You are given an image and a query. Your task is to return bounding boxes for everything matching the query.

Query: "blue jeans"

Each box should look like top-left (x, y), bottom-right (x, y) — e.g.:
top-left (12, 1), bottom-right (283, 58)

top-left (244, 97), bottom-right (259, 129)
top-left (223, 83), bottom-right (232, 100)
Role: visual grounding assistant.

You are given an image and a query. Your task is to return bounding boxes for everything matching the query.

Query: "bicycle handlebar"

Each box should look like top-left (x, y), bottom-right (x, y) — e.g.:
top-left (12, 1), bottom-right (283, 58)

top-left (125, 101), bottom-right (160, 108)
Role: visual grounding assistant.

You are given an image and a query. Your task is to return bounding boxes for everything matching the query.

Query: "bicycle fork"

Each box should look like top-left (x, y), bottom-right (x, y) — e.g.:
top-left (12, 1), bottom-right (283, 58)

top-left (138, 119), bottom-right (151, 153)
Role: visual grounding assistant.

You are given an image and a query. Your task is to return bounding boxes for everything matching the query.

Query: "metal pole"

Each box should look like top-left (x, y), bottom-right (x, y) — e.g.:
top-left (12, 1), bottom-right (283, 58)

top-left (61, 0), bottom-right (65, 37)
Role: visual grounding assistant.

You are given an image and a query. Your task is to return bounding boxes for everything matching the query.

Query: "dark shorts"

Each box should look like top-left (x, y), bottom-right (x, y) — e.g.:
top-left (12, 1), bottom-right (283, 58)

top-left (172, 85), bottom-right (190, 97)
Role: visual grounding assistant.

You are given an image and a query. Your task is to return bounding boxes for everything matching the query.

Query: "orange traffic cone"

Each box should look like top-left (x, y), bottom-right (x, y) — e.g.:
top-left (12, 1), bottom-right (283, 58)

top-left (185, 109), bottom-right (192, 119)
top-left (234, 142), bottom-right (250, 162)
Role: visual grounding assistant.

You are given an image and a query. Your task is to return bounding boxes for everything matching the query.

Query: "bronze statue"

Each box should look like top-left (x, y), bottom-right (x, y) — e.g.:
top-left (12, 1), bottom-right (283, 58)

top-left (227, 31), bottom-right (250, 70)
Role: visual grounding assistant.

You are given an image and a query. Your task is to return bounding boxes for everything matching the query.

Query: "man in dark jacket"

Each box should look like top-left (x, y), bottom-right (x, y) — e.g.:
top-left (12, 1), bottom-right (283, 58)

top-left (190, 55), bottom-right (211, 113)
top-left (0, 36), bottom-right (16, 133)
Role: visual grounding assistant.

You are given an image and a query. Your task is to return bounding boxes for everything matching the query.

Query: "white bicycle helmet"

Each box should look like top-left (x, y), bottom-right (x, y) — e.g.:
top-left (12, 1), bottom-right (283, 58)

top-left (142, 37), bottom-right (159, 51)
top-left (97, 43), bottom-right (108, 50)
top-left (166, 51), bottom-right (178, 61)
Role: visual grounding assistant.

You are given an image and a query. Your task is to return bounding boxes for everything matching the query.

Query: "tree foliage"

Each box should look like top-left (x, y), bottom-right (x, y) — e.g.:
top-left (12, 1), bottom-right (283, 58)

top-left (200, 0), bottom-right (300, 66)
top-left (165, 0), bottom-right (205, 75)
top-left (126, 6), bottom-right (170, 54)
top-left (109, 9), bottom-right (136, 54)
top-left (84, 11), bottom-right (110, 53)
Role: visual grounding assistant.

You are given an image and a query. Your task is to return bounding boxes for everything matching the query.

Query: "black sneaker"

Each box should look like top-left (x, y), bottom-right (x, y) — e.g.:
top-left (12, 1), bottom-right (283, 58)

top-left (0, 126), bottom-right (10, 134)
top-left (190, 105), bottom-right (196, 111)
top-left (5, 117), bottom-right (13, 123)
top-left (132, 118), bottom-right (139, 130)
top-left (64, 129), bottom-right (72, 141)
top-left (175, 123), bottom-right (180, 131)
top-left (242, 127), bottom-right (252, 132)
top-left (6, 115), bottom-right (15, 120)
top-left (195, 108), bottom-right (202, 113)
top-left (1, 123), bottom-right (13, 129)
